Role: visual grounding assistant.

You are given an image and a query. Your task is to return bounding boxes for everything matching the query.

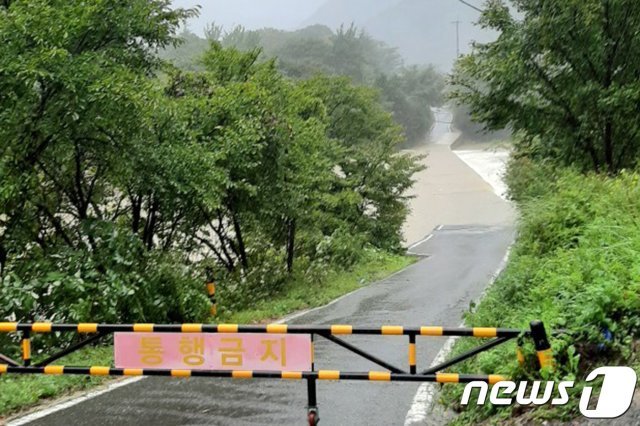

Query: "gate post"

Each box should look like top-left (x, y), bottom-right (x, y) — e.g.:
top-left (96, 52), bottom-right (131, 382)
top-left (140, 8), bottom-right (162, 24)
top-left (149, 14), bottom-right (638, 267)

top-left (307, 333), bottom-right (319, 425)
top-left (21, 330), bottom-right (31, 367)
top-left (409, 334), bottom-right (417, 374)
top-left (307, 377), bottom-right (319, 425)
top-left (516, 336), bottom-right (525, 367)
top-left (530, 321), bottom-right (554, 370)
top-left (205, 267), bottom-right (217, 317)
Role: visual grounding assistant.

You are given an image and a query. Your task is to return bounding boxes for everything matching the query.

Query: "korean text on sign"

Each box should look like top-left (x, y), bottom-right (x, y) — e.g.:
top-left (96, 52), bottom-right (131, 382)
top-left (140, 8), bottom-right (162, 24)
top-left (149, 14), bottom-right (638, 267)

top-left (114, 333), bottom-right (312, 372)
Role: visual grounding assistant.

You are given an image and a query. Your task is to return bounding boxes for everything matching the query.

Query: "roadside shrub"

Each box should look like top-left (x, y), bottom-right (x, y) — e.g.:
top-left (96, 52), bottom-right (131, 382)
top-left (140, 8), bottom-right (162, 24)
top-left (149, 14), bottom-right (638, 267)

top-left (217, 245), bottom-right (290, 313)
top-left (316, 228), bottom-right (366, 268)
top-left (504, 155), bottom-right (560, 203)
top-left (515, 172), bottom-right (599, 257)
top-left (440, 170), bottom-right (640, 423)
top-left (0, 224), bottom-right (210, 326)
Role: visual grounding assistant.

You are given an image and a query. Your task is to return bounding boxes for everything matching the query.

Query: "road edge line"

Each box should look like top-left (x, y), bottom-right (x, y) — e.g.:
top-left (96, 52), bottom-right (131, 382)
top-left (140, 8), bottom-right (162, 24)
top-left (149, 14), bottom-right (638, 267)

top-left (407, 234), bottom-right (435, 256)
top-left (279, 254), bottom-right (426, 324)
top-left (404, 331), bottom-right (460, 425)
top-left (404, 244), bottom-right (513, 425)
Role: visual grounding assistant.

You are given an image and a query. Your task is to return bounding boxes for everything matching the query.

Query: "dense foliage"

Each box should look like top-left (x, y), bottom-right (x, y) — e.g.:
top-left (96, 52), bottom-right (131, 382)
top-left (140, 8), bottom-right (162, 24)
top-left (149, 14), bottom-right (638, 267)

top-left (451, 0), bottom-right (640, 173)
top-left (0, 2), bottom-right (422, 327)
top-left (161, 24), bottom-right (445, 146)
top-left (447, 1), bottom-right (640, 422)
top-left (0, 0), bottom-right (209, 324)
top-left (450, 104), bottom-right (510, 143)
top-left (441, 164), bottom-right (640, 423)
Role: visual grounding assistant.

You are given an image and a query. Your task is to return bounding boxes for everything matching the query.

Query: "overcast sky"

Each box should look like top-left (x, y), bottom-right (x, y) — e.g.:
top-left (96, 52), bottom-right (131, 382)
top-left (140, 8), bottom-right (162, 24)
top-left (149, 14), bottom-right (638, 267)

top-left (172, 0), bottom-right (325, 33)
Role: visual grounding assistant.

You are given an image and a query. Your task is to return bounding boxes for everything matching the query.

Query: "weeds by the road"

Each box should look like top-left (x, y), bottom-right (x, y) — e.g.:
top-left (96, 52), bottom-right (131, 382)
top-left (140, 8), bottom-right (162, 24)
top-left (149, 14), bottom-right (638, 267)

top-left (0, 250), bottom-right (415, 420)
top-left (0, 347), bottom-right (113, 418)
top-left (218, 249), bottom-right (415, 324)
top-left (440, 168), bottom-right (640, 424)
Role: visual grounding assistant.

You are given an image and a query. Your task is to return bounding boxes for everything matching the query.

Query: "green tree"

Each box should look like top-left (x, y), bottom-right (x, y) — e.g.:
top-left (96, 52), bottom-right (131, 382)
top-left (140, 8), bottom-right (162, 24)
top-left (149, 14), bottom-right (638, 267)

top-left (0, 0), bottom-right (210, 324)
top-left (302, 76), bottom-right (424, 251)
top-left (220, 25), bottom-right (261, 51)
top-left (159, 29), bottom-right (210, 71)
top-left (451, 0), bottom-right (640, 173)
top-left (166, 45), bottom-right (338, 274)
top-left (0, 0), bottom-right (193, 265)
top-left (377, 66), bottom-right (445, 144)
top-left (0, 4), bottom-right (424, 327)
top-left (160, 24), bottom-right (444, 147)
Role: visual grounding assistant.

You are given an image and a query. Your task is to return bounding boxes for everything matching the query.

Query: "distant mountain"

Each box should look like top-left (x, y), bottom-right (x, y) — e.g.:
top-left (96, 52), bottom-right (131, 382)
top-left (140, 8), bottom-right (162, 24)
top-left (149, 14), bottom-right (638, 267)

top-left (301, 0), bottom-right (494, 71)
top-left (301, 0), bottom-right (401, 29)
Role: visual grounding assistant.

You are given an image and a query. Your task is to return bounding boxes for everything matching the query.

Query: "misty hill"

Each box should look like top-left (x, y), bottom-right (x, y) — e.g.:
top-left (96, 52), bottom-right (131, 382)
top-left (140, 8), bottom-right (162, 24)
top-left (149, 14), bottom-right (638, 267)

top-left (303, 0), bottom-right (494, 70)
top-left (301, 0), bottom-right (401, 29)
top-left (159, 24), bottom-right (444, 146)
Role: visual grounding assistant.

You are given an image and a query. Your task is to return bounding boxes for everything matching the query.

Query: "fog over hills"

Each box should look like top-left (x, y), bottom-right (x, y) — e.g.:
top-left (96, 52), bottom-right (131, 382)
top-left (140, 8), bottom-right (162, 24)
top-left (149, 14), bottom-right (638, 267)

top-left (302, 0), bottom-right (494, 70)
top-left (172, 0), bottom-right (325, 32)
top-left (171, 0), bottom-right (493, 71)
top-left (300, 0), bottom-right (400, 29)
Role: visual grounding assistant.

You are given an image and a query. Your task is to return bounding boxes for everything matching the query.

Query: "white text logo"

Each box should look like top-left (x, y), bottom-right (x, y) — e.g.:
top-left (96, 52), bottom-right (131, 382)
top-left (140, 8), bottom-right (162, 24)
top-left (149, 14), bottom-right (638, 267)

top-left (461, 367), bottom-right (637, 419)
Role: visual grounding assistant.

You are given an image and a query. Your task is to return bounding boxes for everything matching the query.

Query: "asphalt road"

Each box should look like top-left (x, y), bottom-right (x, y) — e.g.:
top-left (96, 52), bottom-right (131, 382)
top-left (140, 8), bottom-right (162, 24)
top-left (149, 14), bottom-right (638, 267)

top-left (21, 224), bottom-right (514, 426)
top-left (13, 119), bottom-right (516, 425)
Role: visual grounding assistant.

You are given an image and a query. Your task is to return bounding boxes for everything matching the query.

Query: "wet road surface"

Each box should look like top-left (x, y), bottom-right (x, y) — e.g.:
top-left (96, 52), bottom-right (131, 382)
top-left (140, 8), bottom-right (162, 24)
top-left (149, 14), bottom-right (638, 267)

top-left (23, 224), bottom-right (514, 426)
top-left (15, 120), bottom-right (516, 425)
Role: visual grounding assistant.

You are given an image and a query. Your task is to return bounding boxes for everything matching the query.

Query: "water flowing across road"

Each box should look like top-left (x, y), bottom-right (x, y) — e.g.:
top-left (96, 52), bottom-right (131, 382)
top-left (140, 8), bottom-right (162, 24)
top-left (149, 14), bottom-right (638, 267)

top-left (10, 112), bottom-right (515, 426)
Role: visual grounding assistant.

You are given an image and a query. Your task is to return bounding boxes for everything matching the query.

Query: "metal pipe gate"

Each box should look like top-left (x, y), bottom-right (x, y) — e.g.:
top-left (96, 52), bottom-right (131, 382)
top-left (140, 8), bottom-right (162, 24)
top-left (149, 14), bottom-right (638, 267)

top-left (0, 321), bottom-right (554, 425)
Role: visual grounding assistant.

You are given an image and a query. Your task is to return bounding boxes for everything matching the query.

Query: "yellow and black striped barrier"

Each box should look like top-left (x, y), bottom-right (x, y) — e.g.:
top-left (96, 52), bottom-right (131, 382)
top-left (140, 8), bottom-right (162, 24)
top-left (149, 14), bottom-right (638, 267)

top-left (530, 321), bottom-right (555, 370)
top-left (0, 364), bottom-right (506, 384)
top-left (0, 322), bottom-right (525, 337)
top-left (0, 320), bottom-right (553, 425)
top-left (21, 330), bottom-right (31, 367)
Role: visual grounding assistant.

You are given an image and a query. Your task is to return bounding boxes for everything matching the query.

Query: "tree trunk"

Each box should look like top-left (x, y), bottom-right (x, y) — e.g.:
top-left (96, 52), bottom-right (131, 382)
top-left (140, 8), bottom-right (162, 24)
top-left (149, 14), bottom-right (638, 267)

top-left (0, 243), bottom-right (6, 278)
top-left (604, 119), bottom-right (614, 172)
top-left (286, 218), bottom-right (296, 273)
top-left (209, 214), bottom-right (236, 271)
top-left (228, 203), bottom-right (248, 270)
top-left (131, 194), bottom-right (142, 234)
top-left (143, 196), bottom-right (159, 250)
top-left (232, 215), bottom-right (248, 270)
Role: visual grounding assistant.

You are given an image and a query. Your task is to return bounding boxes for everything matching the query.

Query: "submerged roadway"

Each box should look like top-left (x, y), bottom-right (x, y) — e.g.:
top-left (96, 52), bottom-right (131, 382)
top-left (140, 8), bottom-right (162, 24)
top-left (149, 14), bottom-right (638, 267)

top-left (12, 116), bottom-right (516, 426)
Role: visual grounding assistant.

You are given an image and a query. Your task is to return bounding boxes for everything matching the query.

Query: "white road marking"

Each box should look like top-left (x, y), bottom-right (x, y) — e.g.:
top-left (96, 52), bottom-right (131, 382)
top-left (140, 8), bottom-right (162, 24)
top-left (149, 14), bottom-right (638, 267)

top-left (278, 256), bottom-right (422, 324)
top-left (406, 224), bottom-right (446, 255)
top-left (403, 246), bottom-right (513, 425)
top-left (404, 328), bottom-right (461, 425)
top-left (8, 377), bottom-right (145, 426)
top-left (407, 234), bottom-right (434, 252)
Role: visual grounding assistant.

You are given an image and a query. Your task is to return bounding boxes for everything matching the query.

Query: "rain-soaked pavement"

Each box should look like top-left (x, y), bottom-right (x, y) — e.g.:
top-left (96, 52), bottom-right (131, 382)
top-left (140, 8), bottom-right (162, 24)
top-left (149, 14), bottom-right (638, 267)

top-left (14, 114), bottom-right (517, 425)
top-left (20, 224), bottom-right (514, 426)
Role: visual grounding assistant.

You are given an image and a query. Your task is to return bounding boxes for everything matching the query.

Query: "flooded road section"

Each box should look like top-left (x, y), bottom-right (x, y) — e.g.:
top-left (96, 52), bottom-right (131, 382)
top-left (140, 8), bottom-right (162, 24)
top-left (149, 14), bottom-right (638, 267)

top-left (14, 110), bottom-right (516, 426)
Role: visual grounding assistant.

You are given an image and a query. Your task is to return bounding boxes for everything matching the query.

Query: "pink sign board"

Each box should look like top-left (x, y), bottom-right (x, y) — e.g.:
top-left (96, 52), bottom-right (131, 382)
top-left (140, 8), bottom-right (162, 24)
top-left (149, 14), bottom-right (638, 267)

top-left (114, 333), bottom-right (312, 371)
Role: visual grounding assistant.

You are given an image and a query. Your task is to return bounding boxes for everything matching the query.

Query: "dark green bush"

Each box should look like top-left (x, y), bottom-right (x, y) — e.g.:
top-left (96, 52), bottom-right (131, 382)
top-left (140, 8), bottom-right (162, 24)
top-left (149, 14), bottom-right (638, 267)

top-left (0, 223), bottom-right (210, 326)
top-left (504, 154), bottom-right (560, 203)
top-left (315, 228), bottom-right (366, 268)
top-left (441, 169), bottom-right (640, 423)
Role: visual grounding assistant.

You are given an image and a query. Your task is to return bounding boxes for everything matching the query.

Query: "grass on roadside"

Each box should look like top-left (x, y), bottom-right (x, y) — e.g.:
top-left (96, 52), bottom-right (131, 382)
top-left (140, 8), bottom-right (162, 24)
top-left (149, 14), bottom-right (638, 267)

top-left (0, 346), bottom-right (114, 418)
top-left (219, 250), bottom-right (415, 324)
top-left (0, 250), bottom-right (416, 419)
top-left (439, 170), bottom-right (640, 424)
